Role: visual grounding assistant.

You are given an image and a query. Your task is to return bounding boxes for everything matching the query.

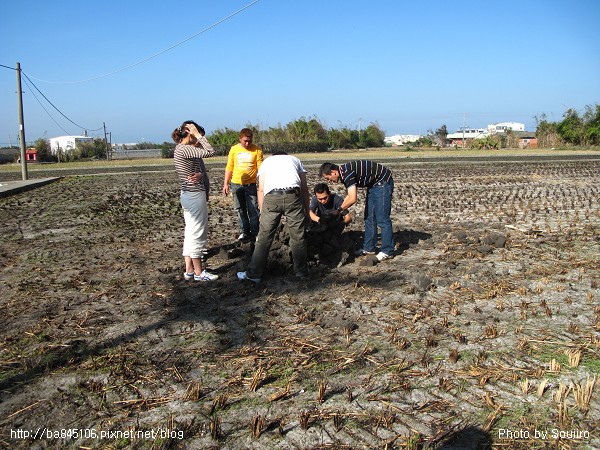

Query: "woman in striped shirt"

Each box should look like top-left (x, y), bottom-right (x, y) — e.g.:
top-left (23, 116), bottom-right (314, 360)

top-left (172, 120), bottom-right (218, 281)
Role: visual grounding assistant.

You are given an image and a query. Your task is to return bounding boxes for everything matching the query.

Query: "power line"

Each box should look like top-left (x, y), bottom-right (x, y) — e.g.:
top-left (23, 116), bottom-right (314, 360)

top-left (21, 71), bottom-right (104, 133)
top-left (25, 0), bottom-right (261, 84)
top-left (21, 75), bottom-right (70, 135)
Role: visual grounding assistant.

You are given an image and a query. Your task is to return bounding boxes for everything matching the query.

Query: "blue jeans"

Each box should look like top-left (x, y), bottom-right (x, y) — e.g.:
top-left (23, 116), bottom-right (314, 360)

top-left (363, 179), bottom-right (394, 255)
top-left (231, 183), bottom-right (260, 236)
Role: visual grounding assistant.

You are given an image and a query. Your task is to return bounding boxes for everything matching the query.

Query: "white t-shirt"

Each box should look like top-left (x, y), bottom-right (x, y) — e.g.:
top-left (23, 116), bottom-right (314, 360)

top-left (258, 155), bottom-right (306, 195)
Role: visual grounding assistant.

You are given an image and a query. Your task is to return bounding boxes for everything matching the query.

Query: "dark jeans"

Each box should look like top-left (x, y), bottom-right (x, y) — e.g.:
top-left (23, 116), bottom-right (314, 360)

top-left (231, 183), bottom-right (260, 237)
top-left (247, 190), bottom-right (308, 279)
top-left (363, 178), bottom-right (394, 255)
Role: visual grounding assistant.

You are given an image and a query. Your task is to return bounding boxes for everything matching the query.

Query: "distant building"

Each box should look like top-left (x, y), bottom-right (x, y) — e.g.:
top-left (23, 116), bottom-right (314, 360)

top-left (447, 122), bottom-right (528, 146)
top-left (112, 143), bottom-right (139, 151)
top-left (446, 128), bottom-right (488, 146)
top-left (384, 134), bottom-right (421, 146)
top-left (487, 122), bottom-right (525, 134)
top-left (49, 135), bottom-right (94, 155)
top-left (515, 131), bottom-right (538, 149)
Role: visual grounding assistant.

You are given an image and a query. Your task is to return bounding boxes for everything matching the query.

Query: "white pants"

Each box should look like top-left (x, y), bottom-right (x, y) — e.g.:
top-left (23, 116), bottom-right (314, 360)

top-left (180, 190), bottom-right (208, 259)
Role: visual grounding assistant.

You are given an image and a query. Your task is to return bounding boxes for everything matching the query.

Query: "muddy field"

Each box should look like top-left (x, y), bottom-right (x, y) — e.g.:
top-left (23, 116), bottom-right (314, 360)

top-left (0, 157), bottom-right (599, 449)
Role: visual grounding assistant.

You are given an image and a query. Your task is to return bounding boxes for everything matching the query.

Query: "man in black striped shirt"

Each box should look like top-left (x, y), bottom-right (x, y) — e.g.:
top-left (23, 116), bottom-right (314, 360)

top-left (319, 160), bottom-right (394, 261)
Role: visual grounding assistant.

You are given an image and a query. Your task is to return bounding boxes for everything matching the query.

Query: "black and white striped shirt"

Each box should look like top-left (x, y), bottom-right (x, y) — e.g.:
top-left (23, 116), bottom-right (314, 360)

top-left (338, 160), bottom-right (392, 189)
top-left (174, 135), bottom-right (215, 192)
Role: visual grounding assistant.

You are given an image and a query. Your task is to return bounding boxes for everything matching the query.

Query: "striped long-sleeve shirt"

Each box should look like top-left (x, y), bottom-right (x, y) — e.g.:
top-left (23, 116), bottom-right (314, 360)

top-left (338, 160), bottom-right (393, 189)
top-left (174, 135), bottom-right (216, 192)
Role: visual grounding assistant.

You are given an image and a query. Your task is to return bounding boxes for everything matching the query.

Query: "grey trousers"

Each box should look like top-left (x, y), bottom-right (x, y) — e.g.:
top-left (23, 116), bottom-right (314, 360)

top-left (247, 191), bottom-right (308, 279)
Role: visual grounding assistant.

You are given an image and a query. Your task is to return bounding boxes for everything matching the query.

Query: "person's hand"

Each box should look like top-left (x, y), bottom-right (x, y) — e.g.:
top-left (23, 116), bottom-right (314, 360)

top-left (185, 124), bottom-right (197, 136)
top-left (187, 172), bottom-right (202, 184)
top-left (186, 123), bottom-right (204, 138)
top-left (223, 184), bottom-right (230, 195)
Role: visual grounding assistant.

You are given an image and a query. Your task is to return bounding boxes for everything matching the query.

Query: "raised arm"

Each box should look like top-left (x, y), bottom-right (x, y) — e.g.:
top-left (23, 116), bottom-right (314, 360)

top-left (299, 172), bottom-right (310, 217)
top-left (257, 173), bottom-right (265, 212)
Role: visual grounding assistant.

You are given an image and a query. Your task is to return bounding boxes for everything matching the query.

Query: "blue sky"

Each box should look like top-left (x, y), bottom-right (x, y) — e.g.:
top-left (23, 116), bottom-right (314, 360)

top-left (1, 0), bottom-right (599, 145)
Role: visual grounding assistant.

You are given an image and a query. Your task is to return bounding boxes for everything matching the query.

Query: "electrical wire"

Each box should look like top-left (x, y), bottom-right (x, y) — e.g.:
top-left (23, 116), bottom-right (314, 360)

top-left (25, 0), bottom-right (260, 84)
top-left (21, 75), bottom-right (70, 135)
top-left (21, 71), bottom-right (104, 132)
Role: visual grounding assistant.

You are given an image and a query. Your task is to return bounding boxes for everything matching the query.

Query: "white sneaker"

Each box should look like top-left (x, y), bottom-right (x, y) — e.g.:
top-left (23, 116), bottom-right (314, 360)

top-left (354, 248), bottom-right (376, 256)
top-left (376, 252), bottom-right (393, 262)
top-left (194, 270), bottom-right (219, 281)
top-left (237, 271), bottom-right (261, 283)
top-left (183, 272), bottom-right (194, 281)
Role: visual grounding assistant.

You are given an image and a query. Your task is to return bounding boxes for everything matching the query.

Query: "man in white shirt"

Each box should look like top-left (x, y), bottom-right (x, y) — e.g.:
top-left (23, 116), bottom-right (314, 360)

top-left (237, 152), bottom-right (310, 282)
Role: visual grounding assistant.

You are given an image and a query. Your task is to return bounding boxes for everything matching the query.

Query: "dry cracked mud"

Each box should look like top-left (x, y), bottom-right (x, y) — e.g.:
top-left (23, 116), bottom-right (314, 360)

top-left (0, 156), bottom-right (599, 449)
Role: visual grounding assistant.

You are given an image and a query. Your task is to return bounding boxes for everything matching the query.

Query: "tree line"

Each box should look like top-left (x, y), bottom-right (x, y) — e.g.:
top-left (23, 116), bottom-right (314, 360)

top-left (161, 117), bottom-right (386, 158)
top-left (534, 104), bottom-right (600, 148)
top-left (0, 117), bottom-right (385, 163)
top-left (2, 105), bottom-right (598, 163)
top-left (408, 103), bottom-right (600, 150)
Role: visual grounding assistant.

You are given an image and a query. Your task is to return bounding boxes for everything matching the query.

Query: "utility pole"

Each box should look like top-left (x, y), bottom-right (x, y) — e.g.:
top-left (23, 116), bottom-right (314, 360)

top-left (462, 113), bottom-right (466, 149)
top-left (103, 122), bottom-right (109, 160)
top-left (16, 62), bottom-right (28, 180)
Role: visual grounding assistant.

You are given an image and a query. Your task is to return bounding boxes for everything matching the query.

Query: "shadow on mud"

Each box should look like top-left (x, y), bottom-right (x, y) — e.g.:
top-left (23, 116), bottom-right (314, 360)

top-left (435, 425), bottom-right (493, 449)
top-left (0, 228), bottom-right (431, 396)
top-left (0, 258), bottom-right (264, 396)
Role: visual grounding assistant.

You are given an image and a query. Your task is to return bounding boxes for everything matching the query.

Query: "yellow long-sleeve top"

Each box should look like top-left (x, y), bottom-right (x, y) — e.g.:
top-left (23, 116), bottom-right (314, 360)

top-left (225, 143), bottom-right (264, 185)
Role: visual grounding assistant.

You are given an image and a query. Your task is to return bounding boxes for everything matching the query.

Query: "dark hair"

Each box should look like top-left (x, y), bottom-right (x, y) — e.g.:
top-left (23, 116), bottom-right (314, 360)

top-left (239, 128), bottom-right (253, 138)
top-left (313, 183), bottom-right (330, 194)
top-left (172, 120), bottom-right (205, 143)
top-left (272, 151), bottom-right (288, 156)
top-left (319, 162), bottom-right (339, 177)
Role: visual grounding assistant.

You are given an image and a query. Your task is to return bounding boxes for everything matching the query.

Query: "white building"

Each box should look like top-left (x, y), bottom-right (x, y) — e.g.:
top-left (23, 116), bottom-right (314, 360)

top-left (384, 134), bottom-right (421, 146)
top-left (49, 135), bottom-right (94, 155)
top-left (446, 122), bottom-right (526, 144)
top-left (487, 122), bottom-right (525, 134)
top-left (446, 128), bottom-right (489, 141)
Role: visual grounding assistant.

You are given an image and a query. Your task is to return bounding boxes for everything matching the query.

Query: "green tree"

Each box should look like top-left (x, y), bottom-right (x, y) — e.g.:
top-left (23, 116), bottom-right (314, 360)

top-left (328, 128), bottom-right (355, 149)
top-left (135, 141), bottom-right (157, 149)
top-left (534, 113), bottom-right (562, 148)
top-left (34, 138), bottom-right (52, 161)
top-left (428, 124), bottom-right (448, 148)
top-left (208, 127), bottom-right (240, 148)
top-left (362, 123), bottom-right (385, 148)
top-left (504, 128), bottom-right (519, 148)
top-left (285, 116), bottom-right (327, 143)
top-left (160, 141), bottom-right (176, 158)
top-left (472, 135), bottom-right (499, 150)
top-left (557, 108), bottom-right (583, 145)
top-left (260, 125), bottom-right (287, 145)
top-left (412, 136), bottom-right (433, 148)
top-left (582, 103), bottom-right (600, 146)
top-left (77, 139), bottom-right (107, 159)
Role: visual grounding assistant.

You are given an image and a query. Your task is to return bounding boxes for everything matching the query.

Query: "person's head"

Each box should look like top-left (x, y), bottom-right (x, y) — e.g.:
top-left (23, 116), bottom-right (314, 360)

top-left (313, 183), bottom-right (331, 204)
top-left (319, 162), bottom-right (340, 183)
top-left (172, 120), bottom-right (205, 144)
top-left (239, 128), bottom-right (253, 149)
